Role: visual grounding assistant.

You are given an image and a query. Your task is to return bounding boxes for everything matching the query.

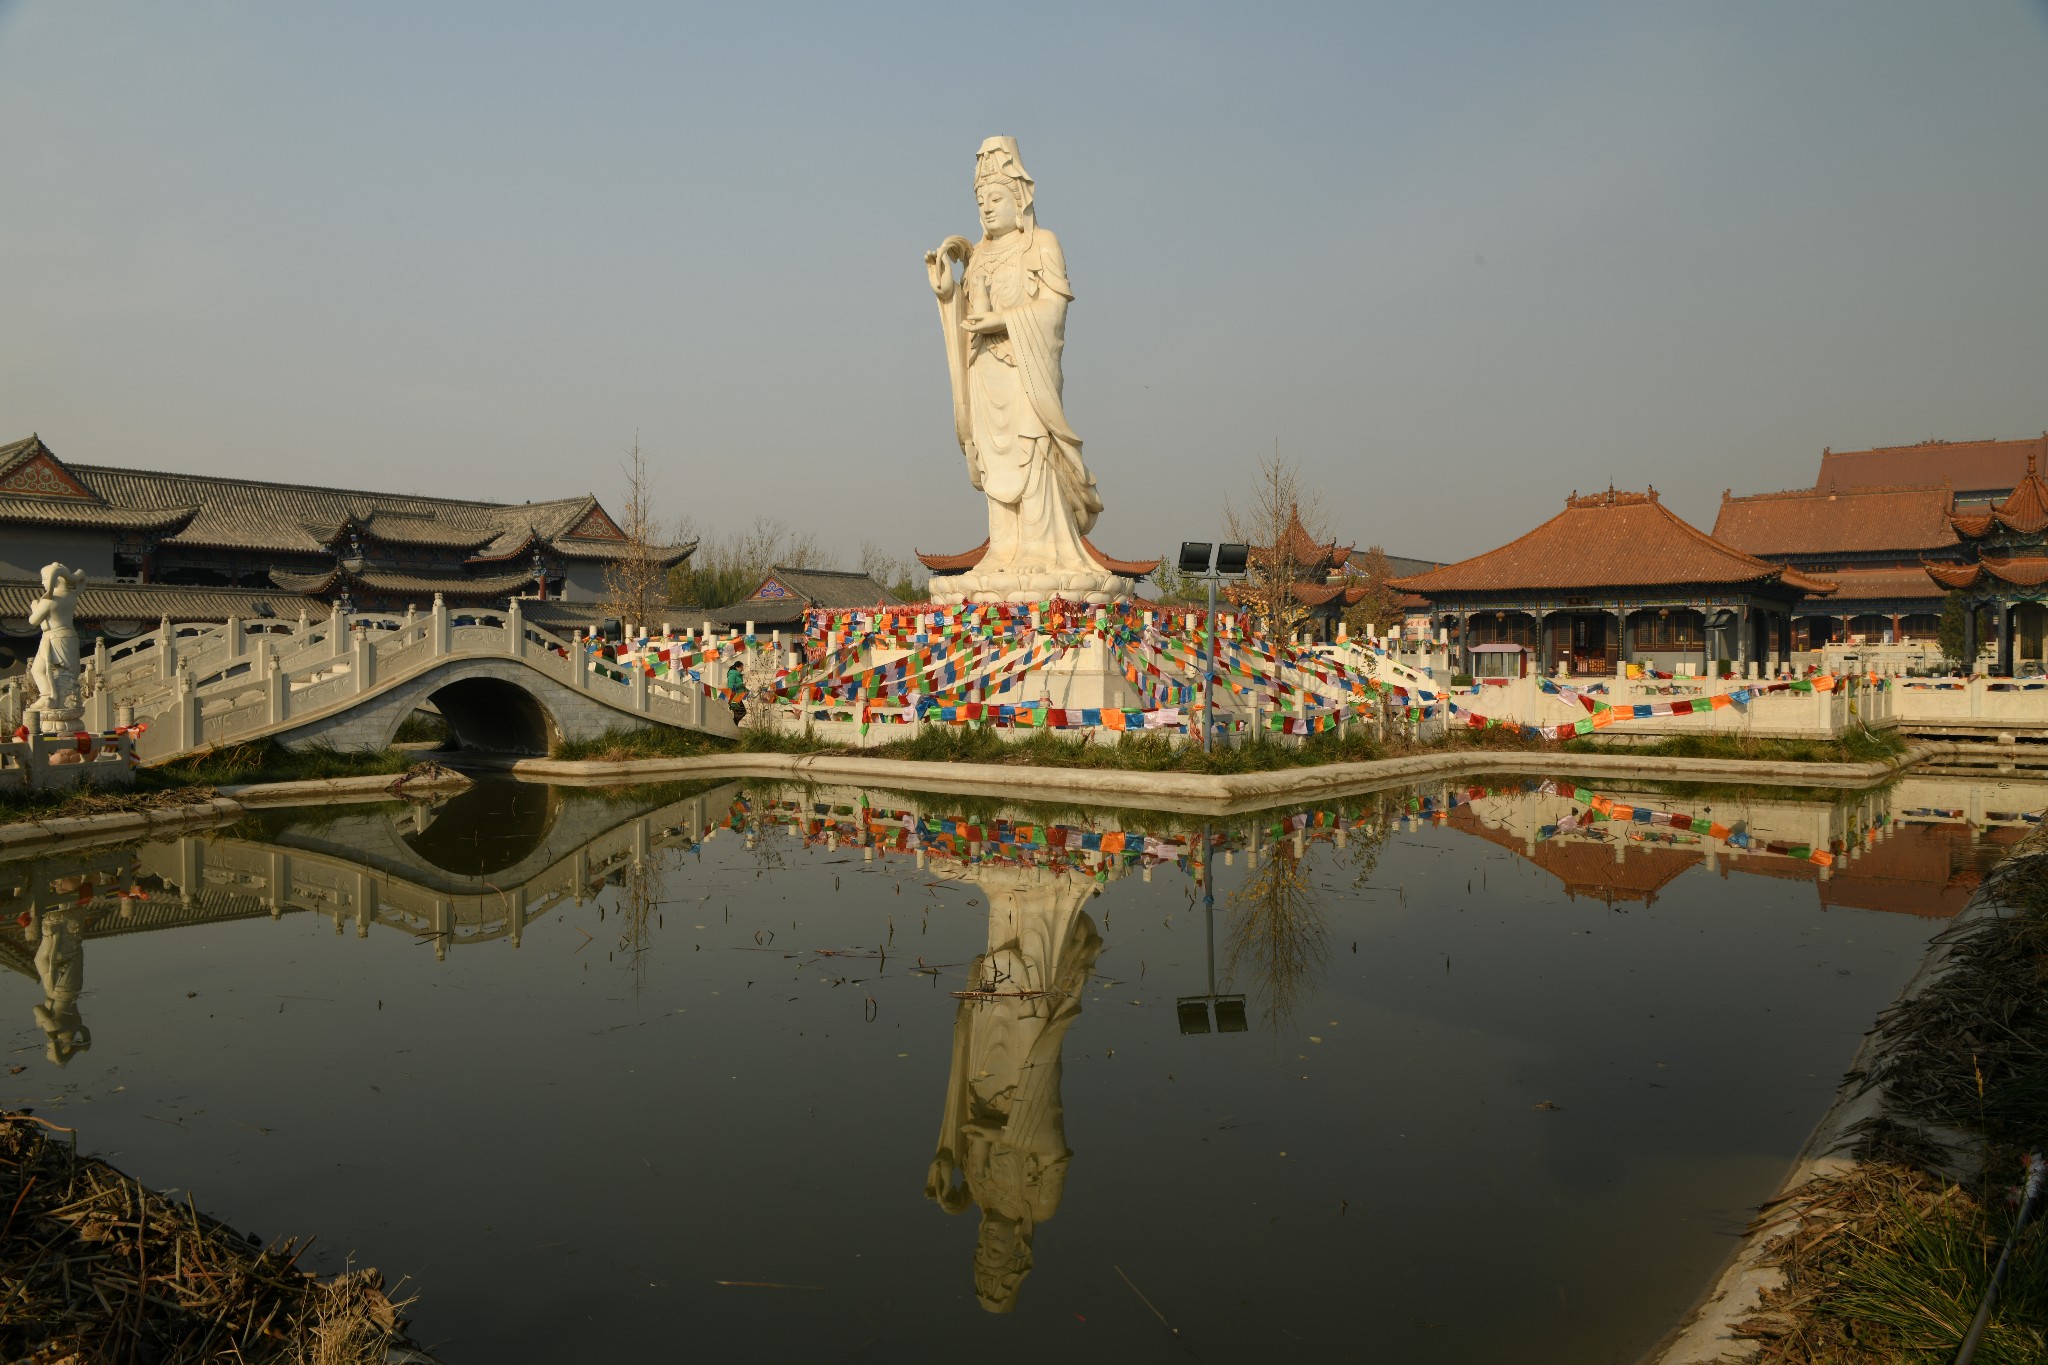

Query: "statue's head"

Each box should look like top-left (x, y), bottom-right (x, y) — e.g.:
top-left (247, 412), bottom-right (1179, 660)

top-left (39, 562), bottom-right (83, 595)
top-left (974, 136), bottom-right (1035, 239)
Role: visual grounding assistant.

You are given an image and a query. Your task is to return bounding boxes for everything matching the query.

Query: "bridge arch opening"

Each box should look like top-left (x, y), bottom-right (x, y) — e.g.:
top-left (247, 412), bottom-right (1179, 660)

top-left (426, 676), bottom-right (559, 754)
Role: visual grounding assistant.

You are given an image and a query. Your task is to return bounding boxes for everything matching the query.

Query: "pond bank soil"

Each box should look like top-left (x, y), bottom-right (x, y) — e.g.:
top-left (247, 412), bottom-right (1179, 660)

top-left (1653, 833), bottom-right (2048, 1363)
top-left (1, 1111), bottom-right (434, 1364)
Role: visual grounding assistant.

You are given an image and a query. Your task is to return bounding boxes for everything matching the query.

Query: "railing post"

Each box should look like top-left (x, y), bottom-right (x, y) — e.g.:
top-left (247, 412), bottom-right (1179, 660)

top-left (266, 650), bottom-right (288, 726)
top-left (225, 614), bottom-right (243, 660)
top-left (432, 593), bottom-right (449, 655)
top-left (157, 617), bottom-right (175, 682)
top-left (353, 629), bottom-right (374, 695)
top-left (506, 597), bottom-right (524, 658)
top-left (331, 610), bottom-right (351, 660)
top-left (175, 670), bottom-right (195, 752)
top-left (631, 659), bottom-right (649, 712)
top-left (572, 631), bottom-right (588, 690)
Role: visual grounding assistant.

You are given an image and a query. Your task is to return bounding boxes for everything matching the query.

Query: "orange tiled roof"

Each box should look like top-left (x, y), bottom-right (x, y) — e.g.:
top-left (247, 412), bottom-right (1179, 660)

top-left (1817, 434), bottom-right (2048, 495)
top-left (1389, 489), bottom-right (1836, 596)
top-left (913, 538), bottom-right (1162, 578)
top-left (1949, 452), bottom-right (2048, 537)
top-left (1818, 566), bottom-right (1949, 602)
top-left (1712, 485), bottom-right (1959, 556)
top-left (1924, 557), bottom-right (2048, 590)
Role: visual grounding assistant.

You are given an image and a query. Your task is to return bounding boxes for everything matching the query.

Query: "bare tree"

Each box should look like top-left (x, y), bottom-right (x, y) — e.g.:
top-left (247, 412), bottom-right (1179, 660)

top-left (1225, 446), bottom-right (1326, 638)
top-left (1341, 545), bottom-right (1406, 637)
top-left (602, 437), bottom-right (673, 630)
top-left (669, 515), bottom-right (827, 609)
top-left (858, 540), bottom-right (928, 602)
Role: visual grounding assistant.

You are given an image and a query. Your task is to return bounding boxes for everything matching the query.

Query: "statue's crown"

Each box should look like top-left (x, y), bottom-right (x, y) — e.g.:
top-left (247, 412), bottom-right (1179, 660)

top-left (975, 136), bottom-right (1033, 187)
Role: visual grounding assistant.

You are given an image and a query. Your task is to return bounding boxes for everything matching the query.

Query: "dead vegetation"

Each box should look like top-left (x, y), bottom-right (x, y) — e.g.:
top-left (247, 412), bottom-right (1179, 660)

top-left (0, 1112), bottom-right (428, 1364)
top-left (1733, 845), bottom-right (2048, 1362)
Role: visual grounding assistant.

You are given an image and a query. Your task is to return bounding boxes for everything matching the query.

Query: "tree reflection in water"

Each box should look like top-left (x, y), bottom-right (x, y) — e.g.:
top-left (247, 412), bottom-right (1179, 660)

top-left (1224, 800), bottom-right (1396, 1033)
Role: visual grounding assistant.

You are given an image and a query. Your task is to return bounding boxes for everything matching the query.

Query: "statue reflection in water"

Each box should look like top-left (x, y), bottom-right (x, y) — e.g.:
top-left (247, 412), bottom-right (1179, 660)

top-left (34, 903), bottom-right (90, 1066)
top-left (924, 859), bottom-right (1106, 1313)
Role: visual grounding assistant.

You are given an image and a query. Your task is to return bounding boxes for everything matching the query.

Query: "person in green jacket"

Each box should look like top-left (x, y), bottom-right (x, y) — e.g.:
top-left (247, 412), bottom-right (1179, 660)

top-left (726, 659), bottom-right (747, 725)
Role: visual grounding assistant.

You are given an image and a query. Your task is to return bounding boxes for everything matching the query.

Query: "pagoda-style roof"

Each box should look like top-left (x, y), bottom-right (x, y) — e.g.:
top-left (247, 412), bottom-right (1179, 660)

top-left (914, 539), bottom-right (1162, 578)
top-left (0, 434), bottom-right (200, 534)
top-left (1924, 558), bottom-right (2048, 591)
top-left (1250, 505), bottom-right (1352, 574)
top-left (1816, 434), bottom-right (2048, 497)
top-left (1949, 453), bottom-right (2048, 538)
top-left (1712, 484), bottom-right (1960, 557)
top-left (1390, 489), bottom-right (1837, 597)
top-left (0, 435), bottom-right (692, 566)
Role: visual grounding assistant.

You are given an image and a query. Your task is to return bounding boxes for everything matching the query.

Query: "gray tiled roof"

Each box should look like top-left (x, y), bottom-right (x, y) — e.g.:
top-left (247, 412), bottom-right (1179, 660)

top-left (1, 437), bottom-right (695, 565)
top-left (702, 566), bottom-right (899, 626)
top-left (268, 565), bottom-right (542, 598)
top-left (0, 579), bottom-right (332, 624)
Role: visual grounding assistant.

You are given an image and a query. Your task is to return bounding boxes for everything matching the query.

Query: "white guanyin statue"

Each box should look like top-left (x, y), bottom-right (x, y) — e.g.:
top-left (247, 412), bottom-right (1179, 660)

top-left (923, 137), bottom-right (1134, 606)
top-left (26, 561), bottom-right (86, 734)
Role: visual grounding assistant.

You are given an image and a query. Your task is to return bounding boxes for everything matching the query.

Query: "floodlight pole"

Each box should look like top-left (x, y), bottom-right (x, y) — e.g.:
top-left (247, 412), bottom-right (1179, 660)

top-left (1203, 576), bottom-right (1218, 753)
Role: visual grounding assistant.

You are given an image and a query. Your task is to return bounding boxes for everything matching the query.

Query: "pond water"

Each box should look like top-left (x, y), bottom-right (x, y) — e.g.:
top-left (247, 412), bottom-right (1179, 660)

top-left (3, 770), bottom-right (2040, 1363)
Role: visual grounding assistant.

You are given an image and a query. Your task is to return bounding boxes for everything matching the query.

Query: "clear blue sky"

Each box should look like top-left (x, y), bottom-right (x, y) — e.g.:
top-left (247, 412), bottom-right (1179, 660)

top-left (3, 1), bottom-right (2044, 565)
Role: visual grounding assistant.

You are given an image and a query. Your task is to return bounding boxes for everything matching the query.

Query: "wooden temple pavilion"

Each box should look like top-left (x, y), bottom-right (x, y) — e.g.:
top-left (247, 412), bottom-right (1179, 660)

top-left (1815, 433), bottom-right (2048, 508)
top-left (1389, 488), bottom-right (1835, 677)
top-left (1924, 453), bottom-right (2048, 674)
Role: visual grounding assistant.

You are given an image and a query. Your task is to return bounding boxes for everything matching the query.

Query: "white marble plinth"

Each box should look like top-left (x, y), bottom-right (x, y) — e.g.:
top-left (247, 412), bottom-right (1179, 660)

top-left (929, 567), bottom-right (1135, 606)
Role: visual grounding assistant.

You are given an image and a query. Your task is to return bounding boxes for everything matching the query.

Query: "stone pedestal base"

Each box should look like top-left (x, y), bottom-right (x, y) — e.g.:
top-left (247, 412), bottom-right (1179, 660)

top-left (28, 705), bottom-right (83, 738)
top-left (930, 567), bottom-right (1135, 606)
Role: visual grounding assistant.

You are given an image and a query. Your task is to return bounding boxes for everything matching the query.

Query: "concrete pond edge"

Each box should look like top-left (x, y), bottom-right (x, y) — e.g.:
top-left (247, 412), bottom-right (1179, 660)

top-left (0, 741), bottom-right (1977, 855)
top-left (1644, 826), bottom-right (2048, 1364)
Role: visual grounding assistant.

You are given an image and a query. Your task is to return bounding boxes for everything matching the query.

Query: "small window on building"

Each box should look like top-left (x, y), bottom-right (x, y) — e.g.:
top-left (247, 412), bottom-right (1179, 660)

top-left (113, 554), bottom-right (143, 584)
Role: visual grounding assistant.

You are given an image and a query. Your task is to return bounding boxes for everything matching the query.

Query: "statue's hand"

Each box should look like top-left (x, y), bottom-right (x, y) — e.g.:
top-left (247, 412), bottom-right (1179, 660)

top-left (925, 250), bottom-right (955, 301)
top-left (961, 313), bottom-right (1005, 335)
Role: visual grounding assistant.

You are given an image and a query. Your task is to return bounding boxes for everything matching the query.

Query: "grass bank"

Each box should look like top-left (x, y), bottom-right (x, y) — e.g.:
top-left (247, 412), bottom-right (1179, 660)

top-left (0, 739), bottom-right (420, 826)
top-left (1735, 848), bottom-right (2048, 1362)
top-left (1560, 727), bottom-right (1908, 765)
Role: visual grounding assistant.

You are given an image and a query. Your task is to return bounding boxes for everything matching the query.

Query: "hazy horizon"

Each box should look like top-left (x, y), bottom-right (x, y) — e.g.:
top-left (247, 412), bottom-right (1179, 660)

top-left (3, 1), bottom-right (2044, 570)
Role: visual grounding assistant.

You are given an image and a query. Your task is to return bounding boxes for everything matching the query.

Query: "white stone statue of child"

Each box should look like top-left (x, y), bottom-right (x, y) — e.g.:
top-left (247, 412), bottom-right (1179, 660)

top-left (27, 562), bottom-right (85, 727)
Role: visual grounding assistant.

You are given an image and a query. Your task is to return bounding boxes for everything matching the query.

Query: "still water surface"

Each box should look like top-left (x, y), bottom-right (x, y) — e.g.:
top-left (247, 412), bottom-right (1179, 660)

top-left (3, 772), bottom-right (2036, 1363)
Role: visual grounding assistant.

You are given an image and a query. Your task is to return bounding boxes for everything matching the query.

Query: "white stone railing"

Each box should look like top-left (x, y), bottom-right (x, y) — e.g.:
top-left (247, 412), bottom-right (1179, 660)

top-left (0, 730), bottom-right (139, 793)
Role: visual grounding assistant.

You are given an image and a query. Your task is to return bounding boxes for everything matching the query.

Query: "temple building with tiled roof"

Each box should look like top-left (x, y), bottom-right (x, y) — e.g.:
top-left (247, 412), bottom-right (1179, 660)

top-left (1390, 488), bottom-right (1834, 677)
top-left (1921, 454), bottom-right (2048, 673)
top-left (0, 433), bottom-right (693, 673)
top-left (1711, 484), bottom-right (1960, 648)
top-left (704, 566), bottom-right (902, 629)
top-left (1221, 506), bottom-right (1368, 637)
top-left (1815, 433), bottom-right (2048, 506)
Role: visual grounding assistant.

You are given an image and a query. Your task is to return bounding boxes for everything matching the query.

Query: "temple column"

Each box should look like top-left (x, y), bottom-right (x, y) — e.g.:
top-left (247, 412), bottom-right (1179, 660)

top-left (1615, 608), bottom-right (1629, 675)
top-left (1736, 605), bottom-right (1750, 672)
top-left (1997, 599), bottom-right (2014, 676)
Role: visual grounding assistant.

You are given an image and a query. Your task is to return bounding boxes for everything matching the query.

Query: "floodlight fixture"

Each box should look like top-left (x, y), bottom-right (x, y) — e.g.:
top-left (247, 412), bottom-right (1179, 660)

top-left (1215, 543), bottom-right (1251, 577)
top-left (1179, 541), bottom-right (1214, 576)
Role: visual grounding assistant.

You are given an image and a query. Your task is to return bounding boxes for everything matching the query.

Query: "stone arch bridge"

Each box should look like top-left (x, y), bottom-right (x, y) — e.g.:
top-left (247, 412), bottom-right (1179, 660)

top-left (11, 597), bottom-right (738, 763)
